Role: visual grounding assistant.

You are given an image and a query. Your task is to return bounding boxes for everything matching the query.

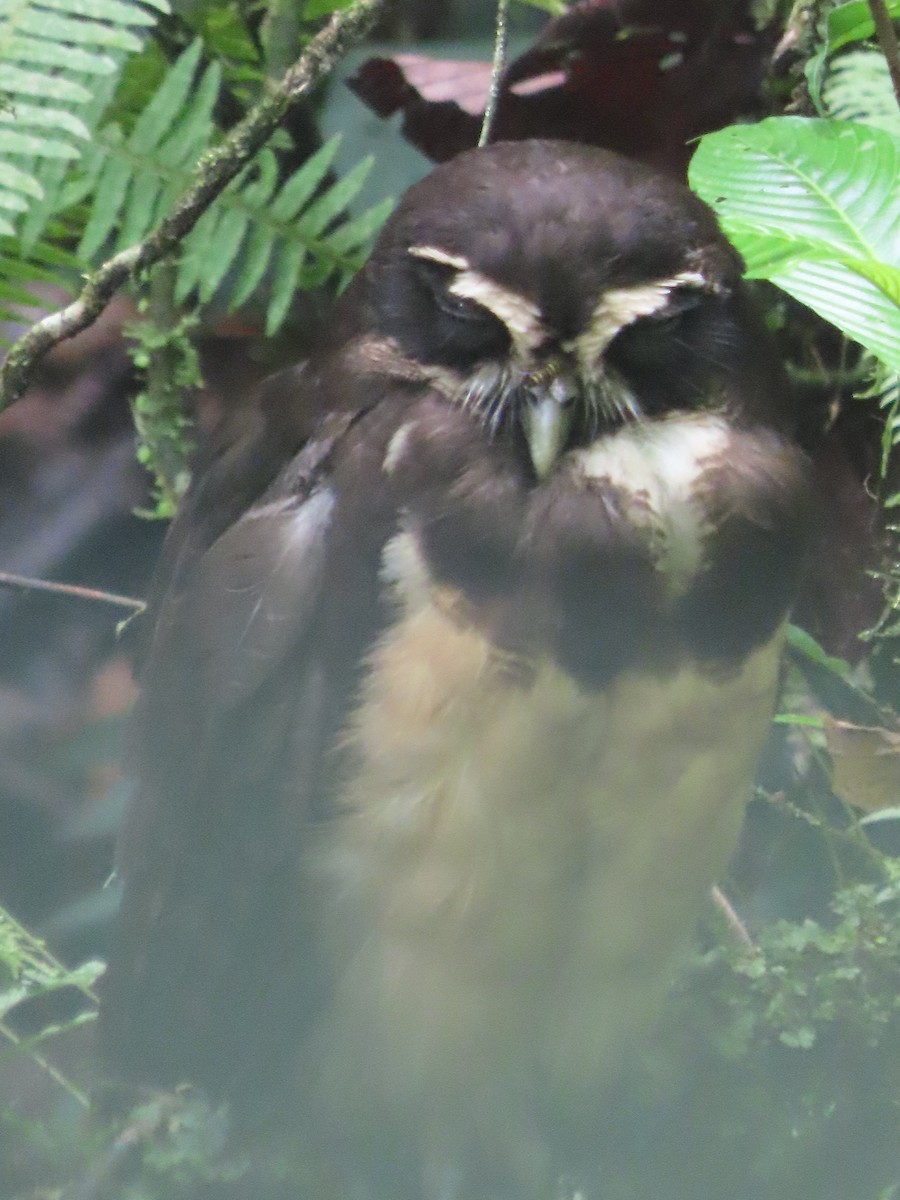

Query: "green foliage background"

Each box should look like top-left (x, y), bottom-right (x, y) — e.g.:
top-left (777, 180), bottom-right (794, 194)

top-left (1, 0), bottom-right (900, 1196)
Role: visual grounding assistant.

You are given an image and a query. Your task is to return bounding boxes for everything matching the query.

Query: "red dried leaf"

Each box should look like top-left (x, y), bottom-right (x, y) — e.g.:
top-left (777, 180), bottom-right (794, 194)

top-left (349, 0), bottom-right (779, 176)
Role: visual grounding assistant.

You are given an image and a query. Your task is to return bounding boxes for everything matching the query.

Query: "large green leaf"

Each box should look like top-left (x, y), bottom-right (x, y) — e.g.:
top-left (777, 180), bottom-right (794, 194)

top-left (827, 0), bottom-right (900, 51)
top-left (689, 117), bottom-right (900, 373)
top-left (823, 49), bottom-right (900, 135)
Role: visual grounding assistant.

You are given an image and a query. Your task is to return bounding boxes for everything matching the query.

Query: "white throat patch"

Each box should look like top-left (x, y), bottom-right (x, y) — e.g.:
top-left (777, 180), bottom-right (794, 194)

top-left (575, 414), bottom-right (732, 596)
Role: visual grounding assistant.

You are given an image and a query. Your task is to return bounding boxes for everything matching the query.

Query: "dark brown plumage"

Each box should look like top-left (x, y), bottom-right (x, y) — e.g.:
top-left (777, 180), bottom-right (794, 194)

top-left (102, 140), bottom-right (811, 1198)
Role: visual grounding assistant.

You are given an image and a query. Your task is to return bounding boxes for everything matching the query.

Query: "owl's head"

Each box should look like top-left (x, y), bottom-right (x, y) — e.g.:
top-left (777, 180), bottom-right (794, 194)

top-left (361, 139), bottom-right (784, 477)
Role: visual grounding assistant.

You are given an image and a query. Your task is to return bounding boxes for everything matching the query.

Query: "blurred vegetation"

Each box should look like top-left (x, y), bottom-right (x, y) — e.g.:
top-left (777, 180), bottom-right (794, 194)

top-left (1, 0), bottom-right (900, 1197)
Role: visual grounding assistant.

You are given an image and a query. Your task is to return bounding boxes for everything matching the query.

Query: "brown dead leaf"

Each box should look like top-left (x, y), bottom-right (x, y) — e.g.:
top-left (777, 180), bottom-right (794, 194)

top-left (823, 713), bottom-right (900, 812)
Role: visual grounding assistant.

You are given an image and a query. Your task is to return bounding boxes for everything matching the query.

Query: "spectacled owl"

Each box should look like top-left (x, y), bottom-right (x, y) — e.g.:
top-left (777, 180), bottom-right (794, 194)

top-left (102, 139), bottom-right (811, 1198)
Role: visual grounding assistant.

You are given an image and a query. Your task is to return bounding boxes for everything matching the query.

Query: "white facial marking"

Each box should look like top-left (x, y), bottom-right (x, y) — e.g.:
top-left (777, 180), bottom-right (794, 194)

top-left (408, 245), bottom-right (470, 271)
top-left (383, 421), bottom-right (416, 476)
top-left (409, 246), bottom-right (545, 358)
top-left (449, 270), bottom-right (546, 357)
top-left (575, 414), bottom-right (732, 595)
top-left (572, 271), bottom-right (708, 368)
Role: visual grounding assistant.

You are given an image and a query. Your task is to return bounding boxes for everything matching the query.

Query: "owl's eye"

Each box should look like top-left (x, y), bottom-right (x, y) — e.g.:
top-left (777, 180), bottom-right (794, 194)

top-left (434, 288), bottom-right (493, 324)
top-left (413, 258), bottom-right (496, 327)
top-left (608, 288), bottom-right (707, 368)
top-left (644, 288), bottom-right (706, 333)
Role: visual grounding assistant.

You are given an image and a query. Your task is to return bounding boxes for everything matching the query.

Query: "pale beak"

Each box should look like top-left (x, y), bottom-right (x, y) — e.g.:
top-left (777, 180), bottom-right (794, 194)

top-left (523, 373), bottom-right (576, 479)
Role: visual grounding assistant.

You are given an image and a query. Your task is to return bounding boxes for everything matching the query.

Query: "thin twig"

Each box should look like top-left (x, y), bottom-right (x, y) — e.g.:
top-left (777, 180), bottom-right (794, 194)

top-left (0, 1020), bottom-right (90, 1108)
top-left (0, 570), bottom-right (146, 612)
top-left (479, 0), bottom-right (510, 147)
top-left (709, 884), bottom-right (756, 950)
top-left (0, 0), bottom-right (388, 410)
top-left (868, 0), bottom-right (900, 109)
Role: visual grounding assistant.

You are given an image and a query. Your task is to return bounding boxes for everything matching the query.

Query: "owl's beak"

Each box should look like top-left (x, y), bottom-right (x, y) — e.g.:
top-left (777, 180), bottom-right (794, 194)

top-left (523, 372), bottom-right (576, 479)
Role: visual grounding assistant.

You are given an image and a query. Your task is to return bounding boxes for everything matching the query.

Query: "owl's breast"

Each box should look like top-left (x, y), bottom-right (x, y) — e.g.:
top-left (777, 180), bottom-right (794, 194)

top-left (387, 407), bottom-right (810, 684)
top-left (302, 407), bottom-right (806, 1156)
top-left (311, 560), bottom-right (784, 1136)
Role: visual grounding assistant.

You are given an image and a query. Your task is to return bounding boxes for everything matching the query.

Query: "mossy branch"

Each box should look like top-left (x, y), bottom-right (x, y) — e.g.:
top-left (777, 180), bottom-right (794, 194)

top-left (0, 0), bottom-right (389, 410)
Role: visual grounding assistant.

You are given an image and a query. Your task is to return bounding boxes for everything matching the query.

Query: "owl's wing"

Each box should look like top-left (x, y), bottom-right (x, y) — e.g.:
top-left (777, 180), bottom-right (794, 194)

top-left (102, 396), bottom-right (394, 1097)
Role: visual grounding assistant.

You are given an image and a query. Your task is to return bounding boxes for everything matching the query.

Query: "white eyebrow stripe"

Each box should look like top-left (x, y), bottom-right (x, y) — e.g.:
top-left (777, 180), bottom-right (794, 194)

top-left (449, 270), bottom-right (546, 356)
top-left (408, 246), bottom-right (546, 356)
top-left (570, 270), bottom-right (709, 367)
top-left (408, 244), bottom-right (471, 270)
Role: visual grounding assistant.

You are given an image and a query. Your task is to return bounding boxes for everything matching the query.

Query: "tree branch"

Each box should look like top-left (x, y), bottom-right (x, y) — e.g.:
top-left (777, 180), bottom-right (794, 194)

top-left (868, 0), bottom-right (900, 109)
top-left (709, 884), bottom-right (756, 950)
top-left (0, 0), bottom-right (389, 410)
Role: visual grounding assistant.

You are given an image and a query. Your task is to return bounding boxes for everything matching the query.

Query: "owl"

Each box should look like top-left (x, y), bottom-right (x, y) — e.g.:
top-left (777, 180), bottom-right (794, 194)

top-left (102, 139), bottom-right (811, 1198)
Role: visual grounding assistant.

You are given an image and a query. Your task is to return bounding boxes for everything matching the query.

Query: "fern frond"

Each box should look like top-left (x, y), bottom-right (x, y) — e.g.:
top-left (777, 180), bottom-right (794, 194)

top-left (73, 41), bottom-right (219, 260)
top-left (205, 145), bottom-right (391, 336)
top-left (823, 49), bottom-right (900, 134)
top-left (0, 0), bottom-right (169, 241)
top-left (0, 236), bottom-right (82, 322)
top-left (66, 40), bottom-right (392, 334)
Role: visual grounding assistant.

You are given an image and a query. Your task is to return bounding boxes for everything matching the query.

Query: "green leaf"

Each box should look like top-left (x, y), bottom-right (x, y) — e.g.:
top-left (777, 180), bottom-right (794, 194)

top-left (779, 1026), bottom-right (816, 1049)
top-left (0, 987), bottom-right (30, 1020)
top-left (9, 8), bottom-right (142, 51)
top-left (691, 118), bottom-right (900, 261)
top-left (298, 254), bottom-right (334, 289)
top-left (0, 129), bottom-right (80, 158)
top-left (512, 0), bottom-right (566, 12)
top-left (128, 38), bottom-right (203, 156)
top-left (859, 806), bottom-right (900, 826)
top-left (0, 0), bottom-right (167, 249)
top-left (175, 203), bottom-right (218, 301)
top-left (268, 135), bottom-right (341, 222)
top-left (324, 196), bottom-right (392, 255)
top-left (772, 713), bottom-right (826, 728)
top-left (225, 153), bottom-right (279, 307)
top-left (0, 275), bottom-right (46, 305)
top-left (0, 189), bottom-right (30, 213)
top-left (827, 0), bottom-right (900, 51)
top-left (0, 162), bottom-right (43, 200)
top-left (0, 65), bottom-right (91, 103)
top-left (785, 624), bottom-right (853, 680)
top-left (824, 49), bottom-right (900, 134)
top-left (0, 103), bottom-right (90, 140)
top-left (198, 206), bottom-right (248, 301)
top-left (293, 153), bottom-right (372, 239)
top-left (266, 241), bottom-right (306, 335)
top-left (28, 0), bottom-right (160, 24)
top-left (117, 170), bottom-right (162, 248)
top-left (78, 136), bottom-right (131, 257)
top-left (200, 5), bottom-right (258, 65)
top-left (3, 33), bottom-right (115, 73)
top-left (303, 0), bottom-right (355, 15)
top-left (689, 117), bottom-right (900, 371)
top-left (838, 256), bottom-right (900, 305)
top-left (228, 223), bottom-right (273, 309)
top-left (766, 258), bottom-right (900, 374)
top-left (155, 60), bottom-right (219, 166)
